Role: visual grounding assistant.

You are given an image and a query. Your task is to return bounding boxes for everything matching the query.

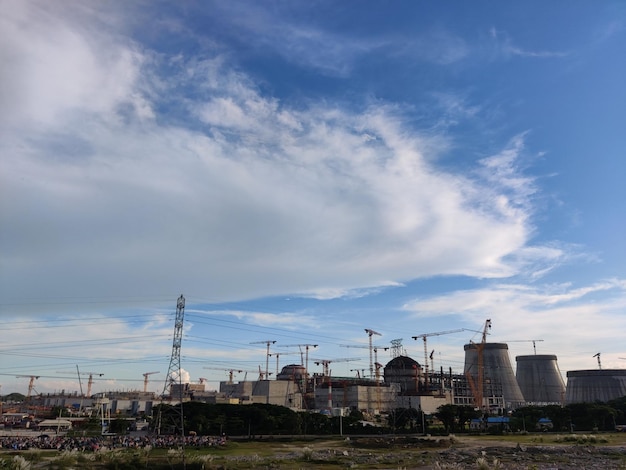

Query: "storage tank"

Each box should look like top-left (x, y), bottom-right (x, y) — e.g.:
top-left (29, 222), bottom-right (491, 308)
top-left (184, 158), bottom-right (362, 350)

top-left (464, 343), bottom-right (525, 409)
top-left (564, 369), bottom-right (626, 404)
top-left (516, 354), bottom-right (566, 404)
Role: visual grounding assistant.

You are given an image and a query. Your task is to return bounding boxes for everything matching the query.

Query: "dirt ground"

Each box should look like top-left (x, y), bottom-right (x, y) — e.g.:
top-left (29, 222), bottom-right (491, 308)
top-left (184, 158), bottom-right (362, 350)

top-left (252, 434), bottom-right (626, 469)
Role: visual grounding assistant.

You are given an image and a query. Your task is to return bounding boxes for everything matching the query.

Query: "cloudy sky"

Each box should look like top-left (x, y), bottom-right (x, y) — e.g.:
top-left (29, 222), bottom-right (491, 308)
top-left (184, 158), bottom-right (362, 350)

top-left (1, 0), bottom-right (625, 395)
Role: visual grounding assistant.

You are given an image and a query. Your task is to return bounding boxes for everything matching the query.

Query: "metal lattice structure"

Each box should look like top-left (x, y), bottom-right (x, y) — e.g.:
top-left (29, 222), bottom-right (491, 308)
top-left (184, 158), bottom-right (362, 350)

top-left (157, 294), bottom-right (186, 459)
top-left (163, 295), bottom-right (186, 398)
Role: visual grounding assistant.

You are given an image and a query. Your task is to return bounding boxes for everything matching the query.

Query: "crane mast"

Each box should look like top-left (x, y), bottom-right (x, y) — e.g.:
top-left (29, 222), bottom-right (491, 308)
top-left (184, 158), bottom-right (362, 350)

top-left (143, 371), bottom-right (160, 393)
top-left (412, 327), bottom-right (482, 391)
top-left (465, 319), bottom-right (491, 411)
top-left (250, 340), bottom-right (276, 380)
top-left (364, 328), bottom-right (381, 379)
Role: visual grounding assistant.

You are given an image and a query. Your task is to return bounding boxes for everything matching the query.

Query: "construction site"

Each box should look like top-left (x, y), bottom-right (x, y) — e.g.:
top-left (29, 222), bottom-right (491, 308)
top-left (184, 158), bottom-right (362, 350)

top-left (4, 298), bottom-right (626, 431)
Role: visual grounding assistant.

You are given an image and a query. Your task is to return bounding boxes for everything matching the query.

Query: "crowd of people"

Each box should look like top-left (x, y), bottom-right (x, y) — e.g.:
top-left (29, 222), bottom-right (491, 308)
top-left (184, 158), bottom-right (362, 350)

top-left (0, 433), bottom-right (227, 452)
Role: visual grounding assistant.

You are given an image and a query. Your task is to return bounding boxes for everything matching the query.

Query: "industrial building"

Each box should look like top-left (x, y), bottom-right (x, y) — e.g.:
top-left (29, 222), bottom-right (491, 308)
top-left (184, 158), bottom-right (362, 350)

top-left (564, 369), bottom-right (626, 404)
top-left (516, 354), bottom-right (566, 404)
top-left (463, 342), bottom-right (525, 411)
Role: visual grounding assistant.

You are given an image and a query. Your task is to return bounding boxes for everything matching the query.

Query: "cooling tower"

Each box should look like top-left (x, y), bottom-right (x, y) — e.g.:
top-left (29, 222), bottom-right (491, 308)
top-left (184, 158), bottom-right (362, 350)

top-left (515, 355), bottom-right (565, 404)
top-left (464, 343), bottom-right (525, 408)
top-left (565, 369), bottom-right (626, 404)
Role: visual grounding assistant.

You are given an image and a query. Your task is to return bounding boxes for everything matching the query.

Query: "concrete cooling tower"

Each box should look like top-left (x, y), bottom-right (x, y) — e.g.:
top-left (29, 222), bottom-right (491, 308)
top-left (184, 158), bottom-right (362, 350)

top-left (565, 369), bottom-right (626, 404)
top-left (464, 343), bottom-right (525, 409)
top-left (515, 355), bottom-right (566, 404)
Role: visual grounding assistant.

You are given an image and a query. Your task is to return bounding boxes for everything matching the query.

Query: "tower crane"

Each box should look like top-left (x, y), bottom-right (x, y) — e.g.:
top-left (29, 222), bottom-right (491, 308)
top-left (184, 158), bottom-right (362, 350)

top-left (280, 344), bottom-right (318, 377)
top-left (502, 339), bottom-right (544, 355)
top-left (593, 352), bottom-right (602, 370)
top-left (55, 370), bottom-right (103, 396)
top-left (203, 367), bottom-right (255, 384)
top-left (143, 371), bottom-right (160, 393)
top-left (350, 368), bottom-right (366, 378)
top-left (250, 340), bottom-right (276, 380)
top-left (312, 358), bottom-right (361, 378)
top-left (364, 328), bottom-right (382, 381)
top-left (15, 375), bottom-right (39, 401)
top-left (257, 365), bottom-right (273, 381)
top-left (464, 319), bottom-right (492, 411)
top-left (412, 328), bottom-right (482, 390)
top-left (81, 372), bottom-right (104, 397)
top-left (340, 343), bottom-right (389, 381)
top-left (268, 351), bottom-right (299, 377)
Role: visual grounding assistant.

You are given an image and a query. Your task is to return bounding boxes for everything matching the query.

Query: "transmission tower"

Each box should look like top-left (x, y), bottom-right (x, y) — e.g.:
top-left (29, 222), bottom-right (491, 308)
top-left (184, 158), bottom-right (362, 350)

top-left (157, 295), bottom-right (187, 468)
top-left (163, 295), bottom-right (186, 399)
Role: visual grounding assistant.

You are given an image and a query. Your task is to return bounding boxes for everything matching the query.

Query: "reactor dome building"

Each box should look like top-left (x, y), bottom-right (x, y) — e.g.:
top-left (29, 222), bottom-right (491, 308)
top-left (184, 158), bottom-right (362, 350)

top-left (383, 355), bottom-right (422, 394)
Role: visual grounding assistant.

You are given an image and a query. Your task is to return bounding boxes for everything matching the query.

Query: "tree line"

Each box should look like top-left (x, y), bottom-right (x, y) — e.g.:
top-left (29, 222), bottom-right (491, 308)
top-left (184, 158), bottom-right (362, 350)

top-left (153, 396), bottom-right (626, 437)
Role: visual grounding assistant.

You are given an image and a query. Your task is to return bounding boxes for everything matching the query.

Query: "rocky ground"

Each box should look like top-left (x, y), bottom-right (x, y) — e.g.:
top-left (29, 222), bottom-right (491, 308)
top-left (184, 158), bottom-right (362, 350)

top-left (247, 435), bottom-right (626, 469)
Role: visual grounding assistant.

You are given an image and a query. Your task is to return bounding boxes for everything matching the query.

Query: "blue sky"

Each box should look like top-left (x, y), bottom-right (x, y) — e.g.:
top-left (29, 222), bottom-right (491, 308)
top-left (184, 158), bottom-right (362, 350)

top-left (1, 0), bottom-right (625, 395)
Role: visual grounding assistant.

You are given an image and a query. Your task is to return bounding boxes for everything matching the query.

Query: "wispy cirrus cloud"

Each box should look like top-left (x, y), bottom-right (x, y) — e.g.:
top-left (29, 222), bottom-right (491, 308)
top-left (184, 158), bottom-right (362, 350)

top-left (489, 27), bottom-right (569, 59)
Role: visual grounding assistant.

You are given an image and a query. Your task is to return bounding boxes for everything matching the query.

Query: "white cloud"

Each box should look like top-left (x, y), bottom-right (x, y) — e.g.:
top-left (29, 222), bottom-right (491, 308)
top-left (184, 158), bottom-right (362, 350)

top-left (0, 3), bottom-right (555, 308)
top-left (489, 27), bottom-right (568, 59)
top-left (0, 1), bottom-right (146, 129)
top-left (402, 280), bottom-right (626, 372)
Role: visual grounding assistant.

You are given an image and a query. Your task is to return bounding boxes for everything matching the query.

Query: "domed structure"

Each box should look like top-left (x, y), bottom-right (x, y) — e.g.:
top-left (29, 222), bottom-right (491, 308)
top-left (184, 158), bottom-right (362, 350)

top-left (277, 364), bottom-right (306, 381)
top-left (516, 354), bottom-right (565, 404)
top-left (383, 355), bottom-right (422, 393)
top-left (565, 369), bottom-right (626, 404)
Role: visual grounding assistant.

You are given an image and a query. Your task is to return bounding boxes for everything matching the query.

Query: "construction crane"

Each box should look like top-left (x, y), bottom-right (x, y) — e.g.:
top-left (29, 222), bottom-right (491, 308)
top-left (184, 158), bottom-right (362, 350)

top-left (503, 339), bottom-right (544, 355)
top-left (340, 343), bottom-right (389, 380)
top-left (268, 351), bottom-right (298, 377)
top-left (464, 319), bottom-right (492, 411)
top-left (364, 328), bottom-right (382, 381)
top-left (257, 365), bottom-right (273, 381)
top-left (203, 367), bottom-right (255, 384)
top-left (280, 344), bottom-right (318, 376)
top-left (250, 340), bottom-right (276, 380)
top-left (593, 352), bottom-right (602, 369)
top-left (312, 358), bottom-right (361, 377)
top-left (16, 375), bottom-right (39, 401)
top-left (412, 328), bottom-right (482, 390)
top-left (56, 370), bottom-right (103, 397)
top-left (143, 371), bottom-right (160, 393)
top-left (81, 372), bottom-right (104, 397)
top-left (350, 368), bottom-right (366, 378)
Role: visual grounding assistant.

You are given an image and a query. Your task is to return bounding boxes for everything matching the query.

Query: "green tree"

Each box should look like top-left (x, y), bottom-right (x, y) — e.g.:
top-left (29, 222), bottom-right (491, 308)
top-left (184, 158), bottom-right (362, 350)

top-left (457, 406), bottom-right (479, 432)
top-left (109, 418), bottom-right (129, 435)
top-left (435, 404), bottom-right (458, 434)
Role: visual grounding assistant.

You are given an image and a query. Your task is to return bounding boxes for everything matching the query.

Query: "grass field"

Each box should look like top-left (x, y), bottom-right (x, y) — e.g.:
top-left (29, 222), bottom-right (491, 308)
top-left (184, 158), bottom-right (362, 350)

top-left (2, 433), bottom-right (626, 469)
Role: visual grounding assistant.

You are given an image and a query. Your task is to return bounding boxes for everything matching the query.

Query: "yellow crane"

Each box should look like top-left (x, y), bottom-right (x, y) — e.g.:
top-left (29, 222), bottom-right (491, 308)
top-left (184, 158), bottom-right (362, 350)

top-left (143, 371), bottom-right (160, 392)
top-left (15, 375), bottom-right (39, 401)
top-left (56, 369), bottom-right (103, 397)
top-left (464, 319), bottom-right (492, 411)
